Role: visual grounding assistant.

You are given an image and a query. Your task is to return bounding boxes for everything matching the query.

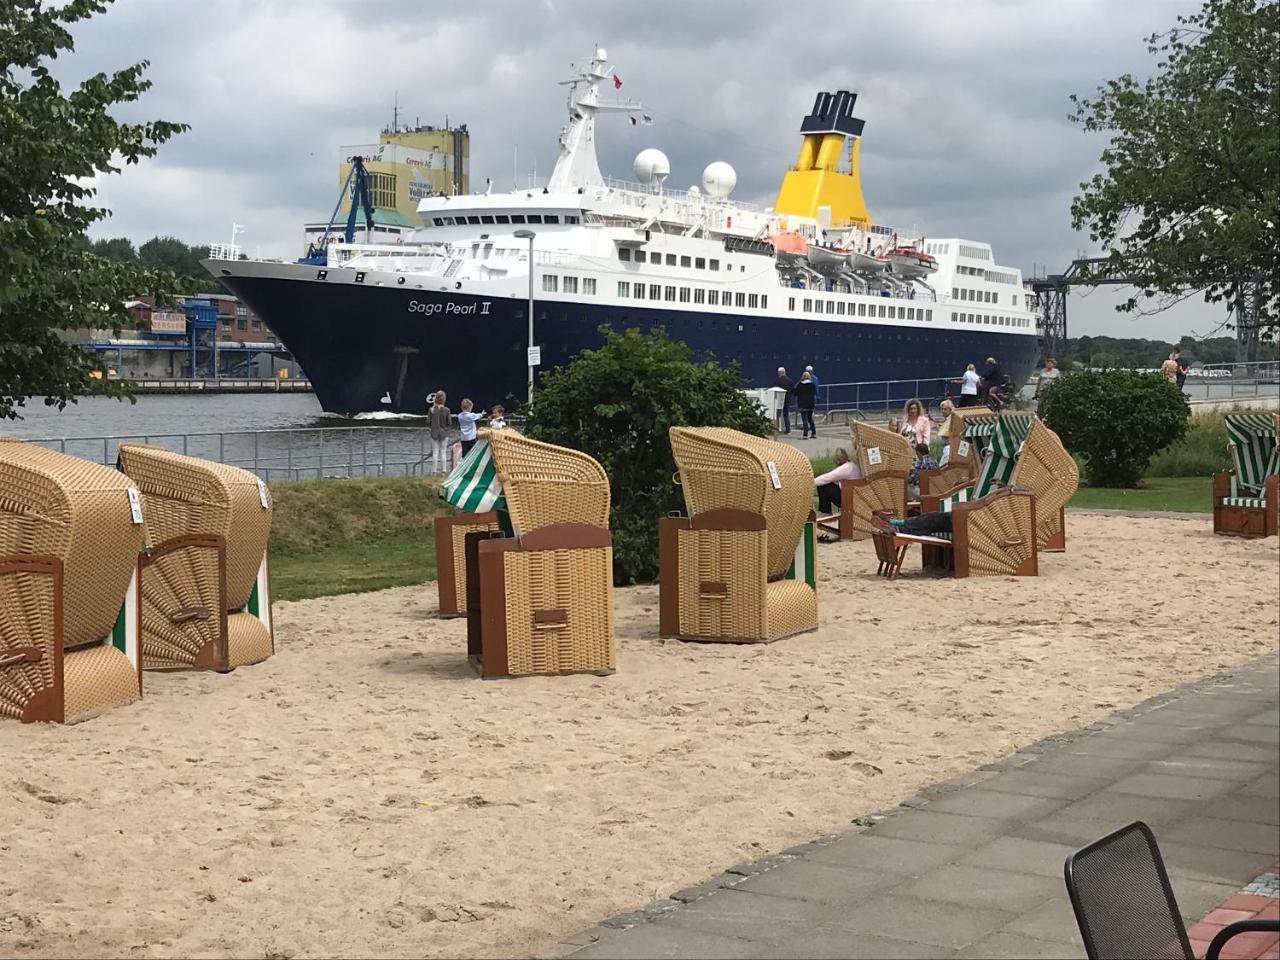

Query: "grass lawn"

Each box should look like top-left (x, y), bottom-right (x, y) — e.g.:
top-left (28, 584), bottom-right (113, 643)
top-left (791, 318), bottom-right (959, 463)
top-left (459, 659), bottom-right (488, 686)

top-left (1069, 476), bottom-right (1211, 513)
top-left (271, 530), bottom-right (436, 602)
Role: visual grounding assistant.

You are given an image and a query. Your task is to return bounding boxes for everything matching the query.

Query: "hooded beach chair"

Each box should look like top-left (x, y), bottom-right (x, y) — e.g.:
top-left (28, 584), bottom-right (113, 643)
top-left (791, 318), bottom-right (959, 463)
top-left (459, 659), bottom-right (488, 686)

top-left (876, 414), bottom-right (1043, 579)
top-left (0, 442), bottom-right (144, 723)
top-left (918, 412), bottom-right (976, 495)
top-left (660, 427), bottom-right (818, 643)
top-left (434, 442), bottom-right (502, 617)
top-left (1008, 417), bottom-right (1079, 551)
top-left (117, 444), bottom-right (273, 671)
top-left (440, 431), bottom-right (615, 678)
top-left (823, 420), bottom-right (911, 541)
top-left (1212, 412), bottom-right (1279, 538)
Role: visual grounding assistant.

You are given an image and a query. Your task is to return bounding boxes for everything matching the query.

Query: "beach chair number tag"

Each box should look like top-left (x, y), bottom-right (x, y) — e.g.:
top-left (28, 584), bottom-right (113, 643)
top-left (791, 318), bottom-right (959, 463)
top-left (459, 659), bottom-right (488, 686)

top-left (126, 487), bottom-right (144, 525)
top-left (957, 440), bottom-right (971, 458)
top-left (257, 478), bottom-right (270, 509)
top-left (766, 461), bottom-right (782, 490)
top-left (867, 447), bottom-right (882, 466)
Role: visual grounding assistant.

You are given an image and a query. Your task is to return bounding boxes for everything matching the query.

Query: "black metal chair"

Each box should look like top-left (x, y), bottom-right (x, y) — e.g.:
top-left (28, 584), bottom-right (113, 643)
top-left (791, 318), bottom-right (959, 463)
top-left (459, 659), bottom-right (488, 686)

top-left (1064, 821), bottom-right (1279, 960)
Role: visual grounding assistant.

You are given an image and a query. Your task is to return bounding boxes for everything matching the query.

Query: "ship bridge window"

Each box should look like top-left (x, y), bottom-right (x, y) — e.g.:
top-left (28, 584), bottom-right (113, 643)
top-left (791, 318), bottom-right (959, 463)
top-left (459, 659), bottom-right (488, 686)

top-left (527, 215), bottom-right (543, 224)
top-left (634, 250), bottom-right (647, 263)
top-left (544, 215), bottom-right (559, 224)
top-left (496, 215), bottom-right (510, 224)
top-left (510, 214), bottom-right (526, 224)
top-left (619, 248), bottom-right (632, 262)
top-left (696, 257), bottom-right (706, 269)
top-left (542, 275), bottom-right (558, 292)
top-left (665, 254), bottom-right (677, 266)
top-left (565, 215), bottom-right (579, 224)
top-left (466, 216), bottom-right (481, 225)
top-left (481, 215), bottom-right (495, 224)
top-left (563, 276), bottom-right (578, 294)
top-left (681, 255), bottom-right (692, 268)
top-left (432, 217), bottom-right (444, 226)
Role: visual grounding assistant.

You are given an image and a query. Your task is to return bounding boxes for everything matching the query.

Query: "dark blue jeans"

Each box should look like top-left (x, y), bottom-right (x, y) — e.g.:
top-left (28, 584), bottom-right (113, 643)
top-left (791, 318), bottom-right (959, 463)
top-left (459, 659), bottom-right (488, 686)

top-left (799, 408), bottom-right (815, 437)
top-left (778, 405), bottom-right (791, 433)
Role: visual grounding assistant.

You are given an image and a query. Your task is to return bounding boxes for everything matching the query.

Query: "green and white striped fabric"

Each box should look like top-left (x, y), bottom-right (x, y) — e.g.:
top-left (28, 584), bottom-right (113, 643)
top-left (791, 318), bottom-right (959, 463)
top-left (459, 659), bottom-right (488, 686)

top-left (1225, 413), bottom-right (1279, 494)
top-left (109, 568), bottom-right (140, 671)
top-left (785, 521), bottom-right (817, 589)
top-left (247, 552), bottom-right (272, 636)
top-left (440, 438), bottom-right (506, 514)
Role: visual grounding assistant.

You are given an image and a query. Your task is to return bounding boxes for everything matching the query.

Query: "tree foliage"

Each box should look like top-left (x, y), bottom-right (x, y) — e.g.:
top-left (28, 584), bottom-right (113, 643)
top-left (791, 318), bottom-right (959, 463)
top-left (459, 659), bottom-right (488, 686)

top-left (524, 327), bottom-right (773, 584)
top-left (0, 0), bottom-right (189, 419)
top-left (1054, 333), bottom-right (1277, 369)
top-left (1038, 369), bottom-right (1190, 487)
top-left (1070, 0), bottom-right (1278, 334)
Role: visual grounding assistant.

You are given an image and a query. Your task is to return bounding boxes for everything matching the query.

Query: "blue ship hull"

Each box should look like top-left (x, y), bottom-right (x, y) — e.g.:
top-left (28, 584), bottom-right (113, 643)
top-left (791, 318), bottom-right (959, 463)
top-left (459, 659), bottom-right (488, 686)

top-left (220, 275), bottom-right (1040, 415)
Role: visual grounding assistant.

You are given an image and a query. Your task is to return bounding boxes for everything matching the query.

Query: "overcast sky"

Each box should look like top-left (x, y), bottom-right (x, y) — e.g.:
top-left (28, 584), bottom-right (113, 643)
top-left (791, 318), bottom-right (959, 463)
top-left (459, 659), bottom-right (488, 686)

top-left (66, 0), bottom-right (1226, 340)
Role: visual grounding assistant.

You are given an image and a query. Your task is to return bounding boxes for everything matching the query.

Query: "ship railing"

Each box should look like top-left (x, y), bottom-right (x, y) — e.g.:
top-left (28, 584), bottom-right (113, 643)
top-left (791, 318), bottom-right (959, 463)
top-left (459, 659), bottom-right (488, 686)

top-left (598, 176), bottom-right (766, 213)
top-left (26, 426), bottom-right (448, 483)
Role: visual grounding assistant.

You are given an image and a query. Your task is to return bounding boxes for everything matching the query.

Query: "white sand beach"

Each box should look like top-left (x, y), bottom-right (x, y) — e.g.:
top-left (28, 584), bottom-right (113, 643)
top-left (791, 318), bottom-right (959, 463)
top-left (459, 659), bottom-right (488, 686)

top-left (2, 514), bottom-right (1277, 959)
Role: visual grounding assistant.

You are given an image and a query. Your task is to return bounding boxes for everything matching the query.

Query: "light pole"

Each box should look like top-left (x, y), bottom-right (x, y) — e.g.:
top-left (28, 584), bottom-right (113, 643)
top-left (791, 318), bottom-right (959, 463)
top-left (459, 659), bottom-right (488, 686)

top-left (514, 228), bottom-right (537, 405)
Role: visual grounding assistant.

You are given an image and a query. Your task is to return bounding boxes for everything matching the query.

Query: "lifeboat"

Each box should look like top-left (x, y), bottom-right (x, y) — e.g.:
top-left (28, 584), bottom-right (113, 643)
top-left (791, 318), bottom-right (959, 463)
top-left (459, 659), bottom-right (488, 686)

top-left (805, 244), bottom-right (847, 271)
top-left (847, 250), bottom-right (889, 275)
top-left (886, 246), bottom-right (938, 279)
top-left (768, 230), bottom-right (809, 265)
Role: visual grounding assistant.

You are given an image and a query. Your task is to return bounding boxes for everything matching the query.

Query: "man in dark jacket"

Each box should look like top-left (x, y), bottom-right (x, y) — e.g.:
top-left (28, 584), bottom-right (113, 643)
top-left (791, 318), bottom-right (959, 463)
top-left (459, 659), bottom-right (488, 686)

top-left (775, 366), bottom-right (794, 434)
top-left (793, 371), bottom-right (817, 438)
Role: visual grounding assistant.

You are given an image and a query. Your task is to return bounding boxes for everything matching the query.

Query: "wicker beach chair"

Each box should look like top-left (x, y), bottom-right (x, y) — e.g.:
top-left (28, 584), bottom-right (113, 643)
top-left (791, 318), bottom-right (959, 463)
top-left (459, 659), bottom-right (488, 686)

top-left (660, 427), bottom-right (818, 643)
top-left (117, 444), bottom-right (273, 671)
top-left (1009, 418), bottom-right (1079, 551)
top-left (435, 442), bottom-right (503, 617)
top-left (823, 420), bottom-right (912, 541)
top-left (0, 442), bottom-right (145, 723)
top-left (1212, 412), bottom-right (1279, 538)
top-left (441, 431), bottom-right (615, 678)
top-left (873, 486), bottom-right (1039, 580)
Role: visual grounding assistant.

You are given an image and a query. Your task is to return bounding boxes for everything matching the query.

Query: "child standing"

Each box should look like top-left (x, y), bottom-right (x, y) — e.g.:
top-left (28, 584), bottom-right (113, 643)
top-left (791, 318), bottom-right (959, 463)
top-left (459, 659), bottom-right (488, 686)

top-left (488, 404), bottom-right (508, 429)
top-left (457, 399), bottom-right (485, 457)
top-left (428, 390), bottom-right (451, 473)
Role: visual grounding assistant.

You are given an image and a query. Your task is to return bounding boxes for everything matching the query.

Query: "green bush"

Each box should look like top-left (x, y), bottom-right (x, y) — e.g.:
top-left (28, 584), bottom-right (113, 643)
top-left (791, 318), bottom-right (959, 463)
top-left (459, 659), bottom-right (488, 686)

top-left (1038, 369), bottom-right (1189, 487)
top-left (525, 327), bottom-right (772, 583)
top-left (1145, 411), bottom-right (1233, 477)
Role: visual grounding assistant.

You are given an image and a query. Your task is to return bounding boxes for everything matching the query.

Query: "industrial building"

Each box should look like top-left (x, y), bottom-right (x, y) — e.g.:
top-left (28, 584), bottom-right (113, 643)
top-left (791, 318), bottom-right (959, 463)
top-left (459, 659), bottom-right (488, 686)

top-left (303, 121), bottom-right (470, 250)
top-left (83, 294), bottom-right (300, 380)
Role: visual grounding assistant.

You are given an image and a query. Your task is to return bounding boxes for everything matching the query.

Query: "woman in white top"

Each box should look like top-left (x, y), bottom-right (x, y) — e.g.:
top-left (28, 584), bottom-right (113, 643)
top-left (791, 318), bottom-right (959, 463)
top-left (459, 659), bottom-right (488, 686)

top-left (1035, 358), bottom-right (1060, 400)
top-left (957, 363), bottom-right (981, 407)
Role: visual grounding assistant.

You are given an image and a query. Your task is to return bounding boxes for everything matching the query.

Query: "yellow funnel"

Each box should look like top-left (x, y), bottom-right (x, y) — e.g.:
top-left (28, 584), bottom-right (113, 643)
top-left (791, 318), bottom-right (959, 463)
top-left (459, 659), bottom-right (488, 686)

top-left (774, 91), bottom-right (871, 229)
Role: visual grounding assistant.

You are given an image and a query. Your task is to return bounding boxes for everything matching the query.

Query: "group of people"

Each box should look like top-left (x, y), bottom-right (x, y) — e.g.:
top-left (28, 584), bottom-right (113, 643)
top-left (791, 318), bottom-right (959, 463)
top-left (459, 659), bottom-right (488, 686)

top-left (774, 365), bottom-right (822, 438)
top-left (951, 356), bottom-right (1013, 408)
top-left (1160, 347), bottom-right (1191, 390)
top-left (812, 396), bottom-right (947, 524)
top-left (426, 391), bottom-right (508, 473)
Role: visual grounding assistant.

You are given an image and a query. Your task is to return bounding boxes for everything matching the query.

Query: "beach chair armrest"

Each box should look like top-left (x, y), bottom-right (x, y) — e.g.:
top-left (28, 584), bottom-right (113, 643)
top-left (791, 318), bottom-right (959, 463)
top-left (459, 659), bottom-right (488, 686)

top-left (1212, 471), bottom-right (1234, 500)
top-left (0, 555), bottom-right (66, 722)
top-left (139, 534), bottom-right (229, 668)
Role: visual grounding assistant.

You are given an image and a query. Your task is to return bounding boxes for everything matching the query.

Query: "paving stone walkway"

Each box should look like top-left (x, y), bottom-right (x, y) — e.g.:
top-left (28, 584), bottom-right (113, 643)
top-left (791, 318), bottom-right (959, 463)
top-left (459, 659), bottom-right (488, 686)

top-left (552, 653), bottom-right (1280, 959)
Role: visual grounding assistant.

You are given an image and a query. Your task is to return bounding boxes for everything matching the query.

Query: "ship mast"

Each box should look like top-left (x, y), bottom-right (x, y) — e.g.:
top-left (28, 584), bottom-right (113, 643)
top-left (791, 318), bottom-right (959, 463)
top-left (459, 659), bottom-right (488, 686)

top-left (547, 48), bottom-right (642, 193)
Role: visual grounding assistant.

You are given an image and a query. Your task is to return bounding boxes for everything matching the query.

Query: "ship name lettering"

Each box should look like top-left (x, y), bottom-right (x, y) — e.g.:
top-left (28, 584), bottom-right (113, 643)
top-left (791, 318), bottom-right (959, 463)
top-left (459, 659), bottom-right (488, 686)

top-left (407, 300), bottom-right (484, 316)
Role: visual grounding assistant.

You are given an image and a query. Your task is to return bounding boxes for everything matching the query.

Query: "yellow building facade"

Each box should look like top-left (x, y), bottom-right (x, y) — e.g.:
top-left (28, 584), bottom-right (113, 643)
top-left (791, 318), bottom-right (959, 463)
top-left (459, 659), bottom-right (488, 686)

top-left (338, 124), bottom-right (470, 225)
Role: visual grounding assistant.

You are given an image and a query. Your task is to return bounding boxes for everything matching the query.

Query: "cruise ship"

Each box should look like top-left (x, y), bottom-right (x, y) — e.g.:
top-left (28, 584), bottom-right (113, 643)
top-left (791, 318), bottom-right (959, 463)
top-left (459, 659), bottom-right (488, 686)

top-left (206, 49), bottom-right (1041, 415)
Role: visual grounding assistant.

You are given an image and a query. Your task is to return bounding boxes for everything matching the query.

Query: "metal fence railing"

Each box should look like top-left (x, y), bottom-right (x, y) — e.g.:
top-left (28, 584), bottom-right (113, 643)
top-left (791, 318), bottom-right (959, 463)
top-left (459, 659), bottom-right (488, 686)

top-left (29, 426), bottom-right (439, 483)
top-left (814, 377), bottom-right (954, 420)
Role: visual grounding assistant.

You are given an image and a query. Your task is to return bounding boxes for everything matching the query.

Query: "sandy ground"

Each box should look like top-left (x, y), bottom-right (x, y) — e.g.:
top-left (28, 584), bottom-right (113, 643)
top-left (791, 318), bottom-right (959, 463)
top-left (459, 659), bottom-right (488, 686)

top-left (1, 514), bottom-right (1277, 959)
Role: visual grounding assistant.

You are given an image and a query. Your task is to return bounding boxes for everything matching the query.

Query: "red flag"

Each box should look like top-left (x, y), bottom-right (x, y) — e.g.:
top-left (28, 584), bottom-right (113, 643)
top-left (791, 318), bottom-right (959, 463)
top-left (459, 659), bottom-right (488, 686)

top-left (612, 73), bottom-right (622, 89)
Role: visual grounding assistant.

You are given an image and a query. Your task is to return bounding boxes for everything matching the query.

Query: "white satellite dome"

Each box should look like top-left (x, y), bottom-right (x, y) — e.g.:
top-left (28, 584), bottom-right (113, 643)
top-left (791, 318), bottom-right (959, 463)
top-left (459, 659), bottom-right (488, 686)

top-left (688, 184), bottom-right (701, 196)
top-left (633, 148), bottom-right (670, 191)
top-left (701, 161), bottom-right (736, 198)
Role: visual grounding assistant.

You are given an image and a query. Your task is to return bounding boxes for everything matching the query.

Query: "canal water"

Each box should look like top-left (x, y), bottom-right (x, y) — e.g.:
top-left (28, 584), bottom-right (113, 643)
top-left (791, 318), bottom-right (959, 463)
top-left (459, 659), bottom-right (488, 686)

top-left (3, 393), bottom-right (426, 440)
